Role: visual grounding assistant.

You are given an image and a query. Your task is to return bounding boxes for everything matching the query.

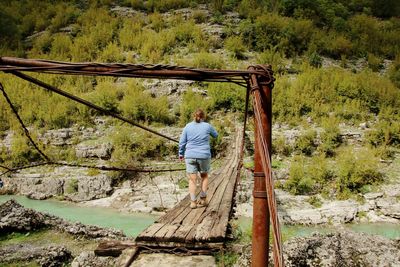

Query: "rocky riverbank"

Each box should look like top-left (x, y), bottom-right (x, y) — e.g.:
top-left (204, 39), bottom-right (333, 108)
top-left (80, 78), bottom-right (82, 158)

top-left (236, 178), bottom-right (400, 224)
top-left (234, 230), bottom-right (400, 267)
top-left (0, 199), bottom-right (126, 239)
top-left (0, 199), bottom-right (128, 266)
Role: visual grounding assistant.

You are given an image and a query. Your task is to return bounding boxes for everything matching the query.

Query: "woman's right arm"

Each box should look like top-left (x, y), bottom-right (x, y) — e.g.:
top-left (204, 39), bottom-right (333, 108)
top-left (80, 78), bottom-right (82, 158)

top-left (178, 127), bottom-right (187, 157)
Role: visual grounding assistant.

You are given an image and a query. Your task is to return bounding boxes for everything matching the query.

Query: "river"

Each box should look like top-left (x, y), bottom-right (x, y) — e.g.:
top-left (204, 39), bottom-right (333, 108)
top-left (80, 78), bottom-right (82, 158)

top-left (1, 195), bottom-right (399, 239)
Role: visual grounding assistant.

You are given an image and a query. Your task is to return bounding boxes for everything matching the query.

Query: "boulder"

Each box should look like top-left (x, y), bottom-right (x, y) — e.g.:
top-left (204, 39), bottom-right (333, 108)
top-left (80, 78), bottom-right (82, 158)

top-left (318, 200), bottom-right (358, 224)
top-left (66, 175), bottom-right (113, 201)
top-left (376, 197), bottom-right (400, 219)
top-left (75, 142), bottom-right (113, 159)
top-left (71, 251), bottom-right (116, 267)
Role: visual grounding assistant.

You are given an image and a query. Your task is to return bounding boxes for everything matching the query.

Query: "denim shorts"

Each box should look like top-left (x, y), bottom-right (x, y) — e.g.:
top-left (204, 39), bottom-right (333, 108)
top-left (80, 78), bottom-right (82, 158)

top-left (185, 158), bottom-right (211, 174)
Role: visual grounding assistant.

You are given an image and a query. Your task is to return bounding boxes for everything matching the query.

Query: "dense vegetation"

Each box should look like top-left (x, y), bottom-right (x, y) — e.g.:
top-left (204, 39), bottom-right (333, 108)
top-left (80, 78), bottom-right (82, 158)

top-left (0, 0), bottom-right (399, 199)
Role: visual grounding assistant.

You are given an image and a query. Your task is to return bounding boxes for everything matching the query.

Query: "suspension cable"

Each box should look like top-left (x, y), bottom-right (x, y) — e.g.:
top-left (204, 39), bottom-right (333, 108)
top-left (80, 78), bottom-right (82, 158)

top-left (0, 83), bottom-right (50, 161)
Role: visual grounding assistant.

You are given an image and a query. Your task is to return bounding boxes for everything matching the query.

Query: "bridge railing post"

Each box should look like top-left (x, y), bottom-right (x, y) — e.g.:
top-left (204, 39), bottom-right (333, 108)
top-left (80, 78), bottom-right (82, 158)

top-left (248, 65), bottom-right (273, 267)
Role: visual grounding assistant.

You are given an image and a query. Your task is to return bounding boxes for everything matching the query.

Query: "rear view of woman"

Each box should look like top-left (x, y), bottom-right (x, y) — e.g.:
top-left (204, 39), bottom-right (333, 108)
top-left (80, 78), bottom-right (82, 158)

top-left (178, 109), bottom-right (218, 209)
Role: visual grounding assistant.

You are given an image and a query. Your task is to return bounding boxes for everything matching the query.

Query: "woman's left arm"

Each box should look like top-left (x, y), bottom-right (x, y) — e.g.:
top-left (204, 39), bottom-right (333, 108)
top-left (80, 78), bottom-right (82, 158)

top-left (210, 125), bottom-right (218, 138)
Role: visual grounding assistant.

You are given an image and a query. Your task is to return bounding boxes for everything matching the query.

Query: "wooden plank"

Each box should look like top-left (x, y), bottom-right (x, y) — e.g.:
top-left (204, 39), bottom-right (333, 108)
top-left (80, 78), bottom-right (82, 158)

top-left (169, 224), bottom-right (193, 243)
top-left (200, 132), bottom-right (242, 241)
top-left (194, 213), bottom-right (217, 241)
top-left (153, 224), bottom-right (179, 242)
top-left (136, 223), bottom-right (165, 241)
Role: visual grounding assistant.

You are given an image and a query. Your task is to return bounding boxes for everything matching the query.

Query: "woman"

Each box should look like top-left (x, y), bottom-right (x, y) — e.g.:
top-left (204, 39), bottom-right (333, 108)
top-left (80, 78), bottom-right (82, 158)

top-left (179, 109), bottom-right (218, 209)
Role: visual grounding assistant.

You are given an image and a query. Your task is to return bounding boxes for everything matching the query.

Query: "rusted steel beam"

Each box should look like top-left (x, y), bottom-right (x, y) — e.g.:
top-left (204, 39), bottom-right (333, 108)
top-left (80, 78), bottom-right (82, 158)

top-left (248, 65), bottom-right (271, 267)
top-left (0, 57), bottom-right (272, 86)
top-left (248, 65), bottom-right (283, 267)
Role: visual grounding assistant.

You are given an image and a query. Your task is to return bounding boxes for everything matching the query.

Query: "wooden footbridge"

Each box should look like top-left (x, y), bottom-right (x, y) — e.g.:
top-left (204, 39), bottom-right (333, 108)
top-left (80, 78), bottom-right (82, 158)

top-left (0, 57), bottom-right (284, 266)
top-left (136, 128), bottom-right (242, 250)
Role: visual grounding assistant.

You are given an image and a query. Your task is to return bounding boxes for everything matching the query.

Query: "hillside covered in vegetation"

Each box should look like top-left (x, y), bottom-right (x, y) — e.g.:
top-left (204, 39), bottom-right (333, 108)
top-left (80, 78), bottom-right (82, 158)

top-left (0, 0), bottom-right (400, 201)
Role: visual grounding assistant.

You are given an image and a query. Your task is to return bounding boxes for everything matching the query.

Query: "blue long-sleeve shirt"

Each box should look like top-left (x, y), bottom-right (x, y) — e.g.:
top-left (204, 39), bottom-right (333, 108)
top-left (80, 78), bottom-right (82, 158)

top-left (179, 121), bottom-right (218, 159)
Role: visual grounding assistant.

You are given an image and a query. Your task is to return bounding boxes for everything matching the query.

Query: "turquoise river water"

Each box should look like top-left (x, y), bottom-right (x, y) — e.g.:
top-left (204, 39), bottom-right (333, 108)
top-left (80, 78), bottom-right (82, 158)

top-left (0, 195), bottom-right (156, 237)
top-left (1, 195), bottom-right (400, 239)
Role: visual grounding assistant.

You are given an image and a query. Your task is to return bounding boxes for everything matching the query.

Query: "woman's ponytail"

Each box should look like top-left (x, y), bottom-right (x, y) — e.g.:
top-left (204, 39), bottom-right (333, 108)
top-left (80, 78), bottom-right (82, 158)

top-left (194, 109), bottom-right (205, 123)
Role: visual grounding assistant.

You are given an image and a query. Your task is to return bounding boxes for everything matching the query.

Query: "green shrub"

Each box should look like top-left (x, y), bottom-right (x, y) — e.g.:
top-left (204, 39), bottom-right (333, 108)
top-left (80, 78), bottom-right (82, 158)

top-left (192, 10), bottom-right (207, 23)
top-left (49, 34), bottom-right (73, 60)
top-left (224, 36), bottom-right (246, 59)
top-left (285, 155), bottom-right (315, 195)
top-left (145, 0), bottom-right (190, 12)
top-left (86, 80), bottom-right (122, 114)
top-left (335, 147), bottom-right (383, 197)
top-left (388, 55), bottom-right (400, 88)
top-left (48, 3), bottom-right (79, 33)
top-left (119, 81), bottom-right (172, 124)
top-left (118, 19), bottom-right (144, 50)
top-left (66, 178), bottom-right (79, 194)
top-left (308, 195), bottom-right (322, 208)
top-left (178, 177), bottom-right (188, 189)
top-left (110, 126), bottom-right (170, 168)
top-left (324, 33), bottom-right (353, 59)
top-left (149, 12), bottom-right (165, 32)
top-left (214, 250), bottom-right (238, 267)
top-left (192, 52), bottom-right (225, 69)
top-left (209, 118), bottom-right (228, 157)
top-left (273, 67), bottom-right (400, 124)
top-left (28, 32), bottom-right (53, 56)
top-left (285, 155), bottom-right (332, 195)
top-left (97, 42), bottom-right (125, 63)
top-left (272, 135), bottom-right (292, 157)
top-left (10, 133), bottom-right (42, 167)
top-left (256, 48), bottom-right (286, 74)
top-left (318, 117), bottom-right (342, 156)
top-left (87, 168), bottom-right (100, 176)
top-left (365, 120), bottom-right (400, 148)
top-left (367, 53), bottom-right (383, 72)
top-left (207, 83), bottom-right (246, 112)
top-left (294, 130), bottom-right (317, 156)
top-left (178, 89), bottom-right (211, 125)
top-left (308, 52), bottom-right (322, 68)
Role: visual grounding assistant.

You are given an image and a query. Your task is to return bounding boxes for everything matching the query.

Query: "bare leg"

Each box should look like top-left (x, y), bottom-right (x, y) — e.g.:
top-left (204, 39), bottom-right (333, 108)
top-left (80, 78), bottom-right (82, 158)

top-left (200, 173), bottom-right (208, 195)
top-left (188, 173), bottom-right (197, 201)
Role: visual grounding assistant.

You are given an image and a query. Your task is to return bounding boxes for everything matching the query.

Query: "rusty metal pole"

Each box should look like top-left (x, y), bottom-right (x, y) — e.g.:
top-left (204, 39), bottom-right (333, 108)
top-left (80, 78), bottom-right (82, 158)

top-left (248, 66), bottom-right (272, 267)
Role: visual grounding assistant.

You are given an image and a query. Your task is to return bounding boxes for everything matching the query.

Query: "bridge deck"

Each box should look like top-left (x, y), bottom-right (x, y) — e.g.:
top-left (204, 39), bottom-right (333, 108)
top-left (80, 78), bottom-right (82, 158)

top-left (135, 129), bottom-right (242, 250)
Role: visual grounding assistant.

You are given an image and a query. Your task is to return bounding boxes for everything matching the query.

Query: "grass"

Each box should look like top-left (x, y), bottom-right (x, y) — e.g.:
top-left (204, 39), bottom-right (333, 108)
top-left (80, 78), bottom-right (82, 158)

top-left (178, 177), bottom-right (188, 189)
top-left (0, 229), bottom-right (97, 256)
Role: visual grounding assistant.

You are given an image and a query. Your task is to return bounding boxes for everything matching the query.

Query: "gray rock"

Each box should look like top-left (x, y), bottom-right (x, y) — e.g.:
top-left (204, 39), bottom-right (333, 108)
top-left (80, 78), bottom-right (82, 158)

top-left (319, 200), bottom-right (358, 224)
top-left (130, 253), bottom-right (216, 267)
top-left (71, 251), bottom-right (116, 267)
top-left (0, 243), bottom-right (72, 267)
top-left (364, 192), bottom-right (383, 200)
top-left (66, 175), bottom-right (113, 201)
top-left (383, 184), bottom-right (400, 198)
top-left (75, 142), bottom-right (113, 159)
top-left (284, 209), bottom-right (325, 225)
top-left (39, 128), bottom-right (73, 146)
top-left (376, 197), bottom-right (400, 219)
